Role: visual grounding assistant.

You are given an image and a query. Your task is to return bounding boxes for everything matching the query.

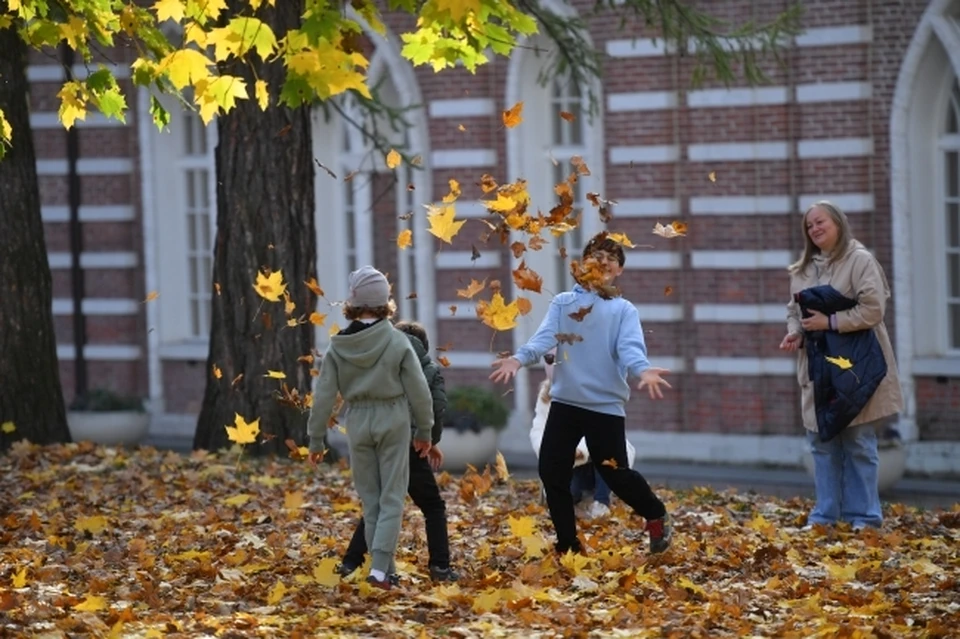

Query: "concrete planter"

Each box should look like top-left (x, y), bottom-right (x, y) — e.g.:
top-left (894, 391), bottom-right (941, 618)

top-left (68, 411), bottom-right (150, 446)
top-left (801, 445), bottom-right (908, 494)
top-left (438, 427), bottom-right (500, 472)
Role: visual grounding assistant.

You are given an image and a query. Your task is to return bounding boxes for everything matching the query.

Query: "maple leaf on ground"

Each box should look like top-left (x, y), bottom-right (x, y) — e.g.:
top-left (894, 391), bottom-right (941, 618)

top-left (73, 595), bottom-right (108, 612)
top-left (254, 269), bottom-right (286, 302)
top-left (502, 101), bottom-right (523, 128)
top-left (397, 229), bottom-right (413, 249)
top-left (75, 515), bottom-right (108, 534)
top-left (225, 414), bottom-right (260, 445)
top-left (456, 278), bottom-right (486, 299)
top-left (476, 292), bottom-right (520, 331)
top-left (313, 558), bottom-right (341, 587)
top-left (512, 260), bottom-right (543, 293)
top-left (426, 204), bottom-right (466, 243)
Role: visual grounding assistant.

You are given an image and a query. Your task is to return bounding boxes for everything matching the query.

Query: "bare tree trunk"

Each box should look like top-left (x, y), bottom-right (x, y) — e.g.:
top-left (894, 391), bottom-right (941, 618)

top-left (0, 29), bottom-right (70, 450)
top-left (193, 0), bottom-right (327, 456)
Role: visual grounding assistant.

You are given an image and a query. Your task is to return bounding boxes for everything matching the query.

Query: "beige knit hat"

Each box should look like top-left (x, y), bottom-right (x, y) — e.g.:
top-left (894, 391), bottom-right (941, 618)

top-left (347, 266), bottom-right (390, 308)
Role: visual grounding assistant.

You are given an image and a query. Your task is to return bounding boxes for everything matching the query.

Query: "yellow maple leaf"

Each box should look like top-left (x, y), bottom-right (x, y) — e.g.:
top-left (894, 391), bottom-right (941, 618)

top-left (434, 0), bottom-right (482, 21)
top-left (309, 312), bottom-right (326, 326)
top-left (476, 292), bottom-right (520, 331)
top-left (225, 413), bottom-right (260, 445)
top-left (507, 515), bottom-right (536, 538)
top-left (57, 81), bottom-right (87, 130)
top-left (559, 550), bottom-right (591, 575)
top-left (75, 515), bottom-right (108, 535)
top-left (502, 101), bottom-right (523, 128)
top-left (825, 355), bottom-right (854, 370)
top-left (153, 0), bottom-right (185, 22)
top-left (212, 364), bottom-right (222, 379)
top-left (255, 79), bottom-right (269, 111)
top-left (606, 232), bottom-right (636, 248)
top-left (426, 204), bottom-right (466, 244)
top-left (678, 576), bottom-right (707, 596)
top-left (471, 588), bottom-right (501, 613)
top-left (397, 229), bottom-right (413, 249)
top-left (74, 594), bottom-right (108, 612)
top-left (313, 557), bottom-right (341, 587)
top-left (824, 560), bottom-right (858, 582)
top-left (284, 490), bottom-right (305, 509)
top-left (11, 567), bottom-right (27, 588)
top-left (456, 278), bottom-right (486, 299)
top-left (385, 148), bottom-right (401, 169)
top-left (158, 49), bottom-right (213, 91)
top-left (264, 370), bottom-right (286, 379)
top-left (1, 421), bottom-right (15, 434)
top-left (328, 324), bottom-right (340, 337)
top-left (253, 270), bottom-right (286, 302)
top-left (521, 535), bottom-right (549, 559)
top-left (223, 493), bottom-right (253, 506)
top-left (266, 579), bottom-right (287, 605)
top-left (441, 178), bottom-right (461, 203)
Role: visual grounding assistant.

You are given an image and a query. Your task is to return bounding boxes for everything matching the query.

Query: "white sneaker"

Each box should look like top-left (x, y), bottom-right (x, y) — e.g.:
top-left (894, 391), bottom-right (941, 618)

top-left (587, 502), bottom-right (611, 519)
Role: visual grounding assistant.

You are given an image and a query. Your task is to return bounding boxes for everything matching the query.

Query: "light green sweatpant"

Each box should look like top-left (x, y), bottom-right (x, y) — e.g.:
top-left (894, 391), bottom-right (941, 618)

top-left (346, 397), bottom-right (412, 575)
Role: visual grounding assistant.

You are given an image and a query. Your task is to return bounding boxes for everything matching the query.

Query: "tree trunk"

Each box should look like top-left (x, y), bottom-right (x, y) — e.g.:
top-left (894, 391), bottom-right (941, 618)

top-left (0, 31), bottom-right (70, 450)
top-left (193, 0), bottom-right (330, 457)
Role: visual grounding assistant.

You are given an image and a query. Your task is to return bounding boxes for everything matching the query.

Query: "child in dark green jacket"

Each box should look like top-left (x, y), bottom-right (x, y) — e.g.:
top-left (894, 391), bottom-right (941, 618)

top-left (338, 321), bottom-right (459, 582)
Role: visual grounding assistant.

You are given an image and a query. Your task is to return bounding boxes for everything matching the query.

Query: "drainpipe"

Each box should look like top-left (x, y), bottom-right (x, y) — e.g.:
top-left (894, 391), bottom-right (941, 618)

top-left (61, 44), bottom-right (87, 401)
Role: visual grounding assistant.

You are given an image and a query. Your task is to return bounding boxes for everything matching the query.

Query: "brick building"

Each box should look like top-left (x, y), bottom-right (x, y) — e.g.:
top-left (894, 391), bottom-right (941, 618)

top-left (27, 0), bottom-right (959, 473)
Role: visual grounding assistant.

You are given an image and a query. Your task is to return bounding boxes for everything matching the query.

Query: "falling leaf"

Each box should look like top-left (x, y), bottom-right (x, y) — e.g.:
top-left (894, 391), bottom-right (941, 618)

top-left (448, 305), bottom-right (457, 316)
top-left (143, 291), bottom-right (159, 303)
top-left (478, 174), bottom-right (498, 193)
top-left (212, 364), bottom-right (222, 379)
top-left (397, 229), bottom-right (413, 249)
top-left (570, 156), bottom-right (591, 176)
top-left (672, 221), bottom-right (688, 234)
top-left (411, 155), bottom-right (423, 166)
top-left (559, 110), bottom-right (576, 122)
top-left (426, 204), bottom-right (466, 244)
top-left (304, 278), bottom-right (324, 297)
top-left (438, 356), bottom-right (451, 367)
top-left (385, 149), bottom-right (401, 169)
top-left (516, 298), bottom-right (532, 316)
top-left (442, 178), bottom-right (461, 203)
top-left (215, 282), bottom-right (221, 295)
top-left (568, 305), bottom-right (594, 322)
top-left (225, 414), bottom-right (260, 445)
top-left (494, 451), bottom-right (509, 482)
top-left (456, 278), bottom-right (486, 299)
top-left (606, 232), bottom-right (635, 248)
top-left (510, 241), bottom-right (527, 259)
top-left (502, 101), bottom-right (523, 128)
top-left (708, 171), bottom-right (717, 182)
top-left (556, 333), bottom-right (583, 345)
top-left (309, 312), bottom-right (326, 326)
top-left (254, 270), bottom-right (286, 302)
top-left (477, 293), bottom-right (520, 332)
top-left (458, 123), bottom-right (466, 131)
top-left (652, 222), bottom-right (687, 239)
top-left (1, 421), bottom-right (15, 434)
top-left (601, 458), bottom-right (618, 469)
top-left (825, 356), bottom-right (854, 370)
top-left (283, 291), bottom-right (296, 315)
top-left (75, 515), bottom-right (108, 534)
top-left (512, 261), bottom-right (543, 293)
top-left (265, 370), bottom-right (286, 379)
top-left (664, 286), bottom-right (674, 297)
top-left (286, 318), bottom-right (298, 327)
top-left (73, 595), bottom-right (108, 612)
top-left (267, 580), bottom-right (287, 605)
top-left (471, 245), bottom-right (482, 261)
top-left (328, 324), bottom-right (340, 337)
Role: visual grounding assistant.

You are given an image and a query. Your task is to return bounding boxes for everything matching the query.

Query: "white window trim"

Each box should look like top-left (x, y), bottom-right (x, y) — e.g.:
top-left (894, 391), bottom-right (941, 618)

top-left (939, 82), bottom-right (960, 355)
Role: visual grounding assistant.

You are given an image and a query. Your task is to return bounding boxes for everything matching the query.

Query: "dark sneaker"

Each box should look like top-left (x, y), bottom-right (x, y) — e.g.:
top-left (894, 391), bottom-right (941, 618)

top-left (337, 562), bottom-right (359, 578)
top-left (646, 513), bottom-right (672, 554)
top-left (429, 565), bottom-right (460, 582)
top-left (366, 574), bottom-right (392, 590)
top-left (388, 573), bottom-right (401, 586)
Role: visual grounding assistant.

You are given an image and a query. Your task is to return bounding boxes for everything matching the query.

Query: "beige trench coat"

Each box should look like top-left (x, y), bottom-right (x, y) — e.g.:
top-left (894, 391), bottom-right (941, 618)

top-left (786, 240), bottom-right (903, 433)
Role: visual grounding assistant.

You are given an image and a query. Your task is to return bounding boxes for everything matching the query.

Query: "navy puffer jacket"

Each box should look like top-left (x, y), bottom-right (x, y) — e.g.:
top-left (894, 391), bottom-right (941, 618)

top-left (796, 285), bottom-right (887, 442)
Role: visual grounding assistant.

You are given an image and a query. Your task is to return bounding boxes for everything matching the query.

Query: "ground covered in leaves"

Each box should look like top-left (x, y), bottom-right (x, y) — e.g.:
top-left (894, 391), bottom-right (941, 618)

top-left (1, 442), bottom-right (958, 638)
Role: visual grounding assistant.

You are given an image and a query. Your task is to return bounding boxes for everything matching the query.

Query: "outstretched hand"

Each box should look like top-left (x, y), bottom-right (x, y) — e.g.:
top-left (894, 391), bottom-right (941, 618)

top-left (637, 367), bottom-right (671, 399)
top-left (489, 357), bottom-right (521, 384)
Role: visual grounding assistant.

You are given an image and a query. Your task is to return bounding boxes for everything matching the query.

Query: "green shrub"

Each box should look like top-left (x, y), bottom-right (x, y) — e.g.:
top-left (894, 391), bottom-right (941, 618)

top-left (70, 388), bottom-right (145, 413)
top-left (444, 386), bottom-right (509, 433)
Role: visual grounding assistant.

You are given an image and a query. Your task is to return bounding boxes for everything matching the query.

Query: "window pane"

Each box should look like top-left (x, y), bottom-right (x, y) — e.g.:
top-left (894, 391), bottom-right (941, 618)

top-left (948, 151), bottom-right (959, 198)
top-left (951, 303), bottom-right (960, 349)
top-left (948, 202), bottom-right (960, 249)
top-left (949, 80), bottom-right (959, 133)
top-left (949, 253), bottom-right (960, 298)
top-left (570, 102), bottom-right (583, 145)
top-left (187, 212), bottom-right (198, 250)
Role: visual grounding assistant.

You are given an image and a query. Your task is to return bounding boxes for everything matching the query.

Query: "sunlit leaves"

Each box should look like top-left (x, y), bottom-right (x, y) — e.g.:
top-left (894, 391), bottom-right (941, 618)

top-left (476, 292), bottom-right (520, 331)
top-left (153, 0), bottom-right (186, 23)
top-left (426, 204), bottom-right (466, 244)
top-left (502, 101), bottom-right (523, 128)
top-left (225, 413), bottom-right (260, 445)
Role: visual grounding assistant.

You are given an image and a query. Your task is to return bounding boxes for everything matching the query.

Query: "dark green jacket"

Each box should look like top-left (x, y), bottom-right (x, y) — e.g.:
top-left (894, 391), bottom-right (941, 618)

top-left (404, 333), bottom-right (447, 444)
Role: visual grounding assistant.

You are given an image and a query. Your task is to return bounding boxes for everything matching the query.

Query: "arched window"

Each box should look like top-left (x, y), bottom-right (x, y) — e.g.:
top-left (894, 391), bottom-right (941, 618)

top-left (943, 79), bottom-right (960, 351)
top-left (550, 76), bottom-right (589, 290)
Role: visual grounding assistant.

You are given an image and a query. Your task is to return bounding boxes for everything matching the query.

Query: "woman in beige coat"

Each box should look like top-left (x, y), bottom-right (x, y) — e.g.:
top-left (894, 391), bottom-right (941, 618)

top-left (780, 201), bottom-right (903, 530)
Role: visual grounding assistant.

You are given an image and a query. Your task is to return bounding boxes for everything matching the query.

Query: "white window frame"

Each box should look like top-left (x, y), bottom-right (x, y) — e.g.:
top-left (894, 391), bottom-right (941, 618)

top-left (939, 79), bottom-right (960, 354)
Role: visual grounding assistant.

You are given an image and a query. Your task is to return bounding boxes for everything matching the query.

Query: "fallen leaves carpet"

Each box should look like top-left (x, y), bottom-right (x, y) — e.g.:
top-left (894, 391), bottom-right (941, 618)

top-left (1, 442), bottom-right (958, 638)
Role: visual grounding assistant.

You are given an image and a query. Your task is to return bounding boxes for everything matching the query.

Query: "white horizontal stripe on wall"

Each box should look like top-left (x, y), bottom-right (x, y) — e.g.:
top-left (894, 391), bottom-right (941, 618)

top-left (607, 91), bottom-right (678, 112)
top-left (28, 64), bottom-right (131, 82)
top-left (611, 198), bottom-right (680, 218)
top-left (691, 250), bottom-right (792, 269)
top-left (797, 193), bottom-right (874, 213)
top-left (796, 81), bottom-right (872, 103)
top-left (693, 304), bottom-right (785, 323)
top-left (36, 158), bottom-right (133, 176)
top-left (636, 304), bottom-right (684, 322)
top-left (441, 351), bottom-right (497, 369)
top-left (42, 205), bottom-right (135, 223)
top-left (435, 251), bottom-right (501, 269)
top-left (430, 149), bottom-right (496, 169)
top-left (57, 344), bottom-right (142, 361)
top-left (436, 302), bottom-right (478, 318)
top-left (605, 38), bottom-right (672, 57)
top-left (52, 298), bottom-right (140, 316)
top-left (628, 251), bottom-right (682, 269)
top-left (687, 142), bottom-right (789, 162)
top-left (797, 138), bottom-right (873, 158)
top-left (694, 357), bottom-right (794, 376)
top-left (428, 98), bottom-right (495, 118)
top-left (648, 356), bottom-right (685, 372)
top-left (690, 196), bottom-right (792, 215)
top-left (687, 87), bottom-right (788, 108)
top-left (48, 251), bottom-right (139, 269)
top-left (30, 112), bottom-right (127, 129)
top-left (609, 145), bottom-right (679, 164)
top-left (795, 26), bottom-right (872, 48)
top-left (157, 342), bottom-right (209, 360)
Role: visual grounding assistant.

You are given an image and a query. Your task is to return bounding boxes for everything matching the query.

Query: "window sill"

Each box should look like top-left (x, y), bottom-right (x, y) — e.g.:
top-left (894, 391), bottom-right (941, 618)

top-left (157, 341), bottom-right (209, 361)
top-left (912, 357), bottom-right (960, 377)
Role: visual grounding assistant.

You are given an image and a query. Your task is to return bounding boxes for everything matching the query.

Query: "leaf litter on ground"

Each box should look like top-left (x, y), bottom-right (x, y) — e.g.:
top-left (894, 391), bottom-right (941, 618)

top-left (1, 441), bottom-right (958, 638)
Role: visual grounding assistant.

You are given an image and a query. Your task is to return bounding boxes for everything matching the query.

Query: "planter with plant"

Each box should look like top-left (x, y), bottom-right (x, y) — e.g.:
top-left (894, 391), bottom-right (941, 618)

top-left (67, 388), bottom-right (149, 446)
top-left (440, 386), bottom-right (509, 470)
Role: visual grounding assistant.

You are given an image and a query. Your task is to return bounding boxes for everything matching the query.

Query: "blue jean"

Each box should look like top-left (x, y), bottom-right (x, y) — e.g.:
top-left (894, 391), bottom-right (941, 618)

top-left (806, 423), bottom-right (882, 527)
top-left (570, 463), bottom-right (611, 506)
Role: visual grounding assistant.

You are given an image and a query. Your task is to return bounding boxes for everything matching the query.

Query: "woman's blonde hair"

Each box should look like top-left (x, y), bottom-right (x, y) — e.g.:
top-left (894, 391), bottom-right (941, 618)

top-left (788, 200), bottom-right (853, 275)
top-left (538, 379), bottom-right (551, 403)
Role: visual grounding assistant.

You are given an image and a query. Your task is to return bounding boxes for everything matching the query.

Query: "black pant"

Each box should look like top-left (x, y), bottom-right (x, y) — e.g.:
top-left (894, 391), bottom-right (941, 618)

top-left (539, 401), bottom-right (666, 553)
top-left (343, 444), bottom-right (451, 569)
